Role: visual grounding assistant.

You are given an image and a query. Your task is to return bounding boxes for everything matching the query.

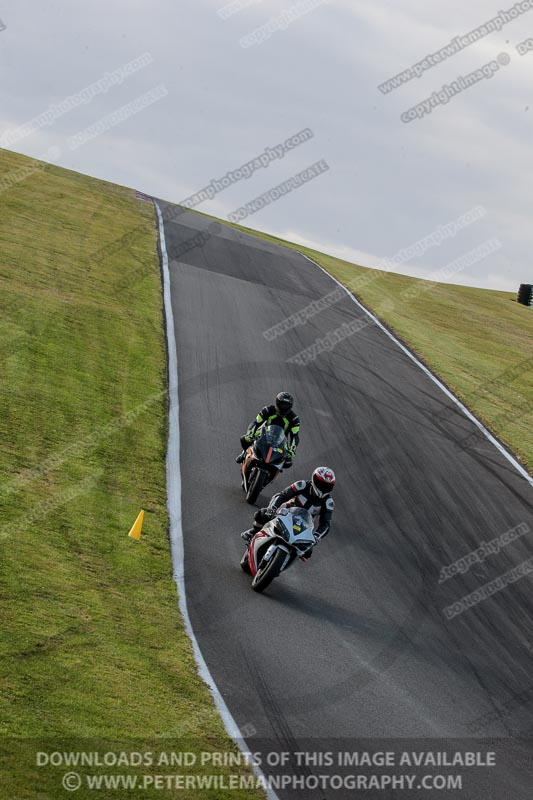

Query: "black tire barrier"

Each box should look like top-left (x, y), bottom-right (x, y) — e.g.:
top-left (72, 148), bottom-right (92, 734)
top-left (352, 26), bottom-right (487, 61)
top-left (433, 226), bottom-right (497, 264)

top-left (517, 283), bottom-right (532, 306)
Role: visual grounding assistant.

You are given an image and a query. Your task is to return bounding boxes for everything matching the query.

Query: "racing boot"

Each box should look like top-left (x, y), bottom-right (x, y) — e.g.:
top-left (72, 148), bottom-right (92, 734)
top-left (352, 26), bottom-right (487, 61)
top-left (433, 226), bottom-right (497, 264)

top-left (241, 528), bottom-right (254, 543)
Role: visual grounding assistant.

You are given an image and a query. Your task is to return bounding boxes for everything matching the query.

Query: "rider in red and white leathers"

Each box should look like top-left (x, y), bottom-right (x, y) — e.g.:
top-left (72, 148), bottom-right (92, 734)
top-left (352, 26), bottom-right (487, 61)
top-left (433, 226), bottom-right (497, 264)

top-left (241, 467), bottom-right (336, 557)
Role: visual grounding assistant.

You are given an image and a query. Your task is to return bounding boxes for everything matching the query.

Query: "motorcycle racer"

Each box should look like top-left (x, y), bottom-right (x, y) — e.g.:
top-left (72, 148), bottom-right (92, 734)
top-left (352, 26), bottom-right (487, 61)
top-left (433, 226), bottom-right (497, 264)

top-left (240, 467), bottom-right (336, 558)
top-left (235, 392), bottom-right (300, 468)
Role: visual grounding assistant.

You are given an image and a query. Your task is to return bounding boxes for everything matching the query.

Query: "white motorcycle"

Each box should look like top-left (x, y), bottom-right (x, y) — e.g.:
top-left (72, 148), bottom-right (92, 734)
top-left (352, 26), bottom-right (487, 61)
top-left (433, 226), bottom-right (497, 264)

top-left (240, 507), bottom-right (316, 593)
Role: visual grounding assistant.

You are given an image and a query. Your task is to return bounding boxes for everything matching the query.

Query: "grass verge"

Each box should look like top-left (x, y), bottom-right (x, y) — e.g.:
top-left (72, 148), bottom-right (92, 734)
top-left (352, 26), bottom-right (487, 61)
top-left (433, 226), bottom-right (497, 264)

top-left (0, 150), bottom-right (264, 799)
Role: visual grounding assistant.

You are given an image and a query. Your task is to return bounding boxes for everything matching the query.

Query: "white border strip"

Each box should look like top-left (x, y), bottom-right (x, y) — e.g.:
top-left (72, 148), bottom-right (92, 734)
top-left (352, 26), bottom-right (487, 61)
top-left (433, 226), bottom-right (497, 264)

top-left (300, 253), bottom-right (533, 489)
top-left (155, 202), bottom-right (279, 800)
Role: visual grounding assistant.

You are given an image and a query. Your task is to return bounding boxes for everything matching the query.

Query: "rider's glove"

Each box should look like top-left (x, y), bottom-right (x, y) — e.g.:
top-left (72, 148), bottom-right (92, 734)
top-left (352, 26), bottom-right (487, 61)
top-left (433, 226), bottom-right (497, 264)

top-left (315, 524), bottom-right (329, 541)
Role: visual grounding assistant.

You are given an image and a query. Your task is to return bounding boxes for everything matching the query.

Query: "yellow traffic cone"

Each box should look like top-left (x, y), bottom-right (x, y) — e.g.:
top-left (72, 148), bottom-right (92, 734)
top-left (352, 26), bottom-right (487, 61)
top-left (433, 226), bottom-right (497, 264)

top-left (128, 510), bottom-right (144, 540)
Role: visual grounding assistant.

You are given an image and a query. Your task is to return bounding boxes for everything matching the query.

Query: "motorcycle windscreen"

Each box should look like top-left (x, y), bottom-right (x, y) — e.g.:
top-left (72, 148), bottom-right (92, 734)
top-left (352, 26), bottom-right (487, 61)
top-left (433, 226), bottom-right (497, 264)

top-left (287, 507), bottom-right (315, 545)
top-left (254, 424), bottom-right (288, 462)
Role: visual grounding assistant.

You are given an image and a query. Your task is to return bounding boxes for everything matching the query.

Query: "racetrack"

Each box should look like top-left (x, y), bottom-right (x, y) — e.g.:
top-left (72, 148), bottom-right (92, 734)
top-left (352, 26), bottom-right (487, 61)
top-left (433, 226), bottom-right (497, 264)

top-left (157, 201), bottom-right (533, 799)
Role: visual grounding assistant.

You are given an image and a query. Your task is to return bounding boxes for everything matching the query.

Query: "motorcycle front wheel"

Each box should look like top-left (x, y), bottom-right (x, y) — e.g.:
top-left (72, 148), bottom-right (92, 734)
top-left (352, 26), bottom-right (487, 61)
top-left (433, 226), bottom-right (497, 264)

top-left (251, 548), bottom-right (286, 593)
top-left (246, 467), bottom-right (267, 505)
top-left (240, 550), bottom-right (252, 574)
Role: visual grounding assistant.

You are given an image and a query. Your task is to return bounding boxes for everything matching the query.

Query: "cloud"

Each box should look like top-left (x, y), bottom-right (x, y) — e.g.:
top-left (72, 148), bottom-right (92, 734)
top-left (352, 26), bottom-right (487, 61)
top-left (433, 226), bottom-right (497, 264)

top-left (0, 0), bottom-right (529, 291)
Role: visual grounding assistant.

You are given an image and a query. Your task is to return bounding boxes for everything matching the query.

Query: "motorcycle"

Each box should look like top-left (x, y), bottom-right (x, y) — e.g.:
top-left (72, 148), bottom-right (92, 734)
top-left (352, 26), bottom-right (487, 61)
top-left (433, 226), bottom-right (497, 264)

top-left (240, 507), bottom-right (316, 593)
top-left (240, 424), bottom-right (289, 505)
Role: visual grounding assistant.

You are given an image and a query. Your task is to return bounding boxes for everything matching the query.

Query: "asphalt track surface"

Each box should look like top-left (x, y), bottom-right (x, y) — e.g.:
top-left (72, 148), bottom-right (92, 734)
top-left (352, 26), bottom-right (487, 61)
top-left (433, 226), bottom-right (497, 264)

top-left (158, 201), bottom-right (533, 799)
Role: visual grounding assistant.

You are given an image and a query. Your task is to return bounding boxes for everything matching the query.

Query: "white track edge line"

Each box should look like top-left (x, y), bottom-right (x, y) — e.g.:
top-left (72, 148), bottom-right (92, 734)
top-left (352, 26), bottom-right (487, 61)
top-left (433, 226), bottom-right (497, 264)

top-left (155, 202), bottom-right (279, 800)
top-left (299, 253), bottom-right (533, 490)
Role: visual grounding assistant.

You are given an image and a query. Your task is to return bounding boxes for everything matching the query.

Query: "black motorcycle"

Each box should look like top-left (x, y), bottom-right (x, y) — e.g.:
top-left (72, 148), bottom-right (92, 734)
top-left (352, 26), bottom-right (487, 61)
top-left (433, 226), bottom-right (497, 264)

top-left (239, 424), bottom-right (289, 504)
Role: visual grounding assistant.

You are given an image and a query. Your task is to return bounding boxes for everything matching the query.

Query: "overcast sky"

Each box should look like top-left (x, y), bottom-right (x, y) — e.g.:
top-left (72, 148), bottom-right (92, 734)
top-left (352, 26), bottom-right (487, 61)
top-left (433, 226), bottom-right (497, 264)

top-left (1, 0), bottom-right (532, 290)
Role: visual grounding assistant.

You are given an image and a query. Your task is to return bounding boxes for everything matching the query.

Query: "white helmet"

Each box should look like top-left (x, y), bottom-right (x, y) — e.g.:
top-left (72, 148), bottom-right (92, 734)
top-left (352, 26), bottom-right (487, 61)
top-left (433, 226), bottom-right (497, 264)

top-left (311, 467), bottom-right (336, 498)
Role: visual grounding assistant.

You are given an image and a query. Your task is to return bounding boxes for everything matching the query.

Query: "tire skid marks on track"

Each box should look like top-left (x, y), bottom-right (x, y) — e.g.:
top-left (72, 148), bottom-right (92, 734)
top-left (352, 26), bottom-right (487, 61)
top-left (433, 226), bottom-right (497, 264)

top-left (300, 254), bottom-right (533, 491)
